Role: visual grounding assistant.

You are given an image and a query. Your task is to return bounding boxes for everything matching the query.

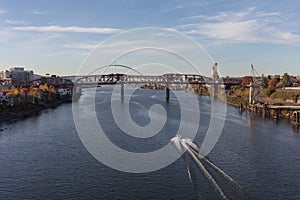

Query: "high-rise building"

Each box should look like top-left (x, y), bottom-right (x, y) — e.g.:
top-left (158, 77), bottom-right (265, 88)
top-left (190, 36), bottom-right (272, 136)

top-left (10, 67), bottom-right (34, 83)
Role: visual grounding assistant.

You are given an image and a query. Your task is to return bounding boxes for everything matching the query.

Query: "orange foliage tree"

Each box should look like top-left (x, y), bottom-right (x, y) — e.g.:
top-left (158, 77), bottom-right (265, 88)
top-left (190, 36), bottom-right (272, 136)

top-left (241, 76), bottom-right (253, 87)
top-left (268, 79), bottom-right (276, 93)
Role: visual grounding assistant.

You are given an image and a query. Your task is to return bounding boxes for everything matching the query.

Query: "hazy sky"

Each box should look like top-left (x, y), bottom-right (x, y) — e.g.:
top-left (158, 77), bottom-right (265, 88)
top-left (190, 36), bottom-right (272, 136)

top-left (0, 0), bottom-right (300, 76)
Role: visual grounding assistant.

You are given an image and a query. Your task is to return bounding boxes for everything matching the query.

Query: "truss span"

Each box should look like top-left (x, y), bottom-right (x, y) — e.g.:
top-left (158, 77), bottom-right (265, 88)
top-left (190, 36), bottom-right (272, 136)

top-left (74, 73), bottom-right (207, 86)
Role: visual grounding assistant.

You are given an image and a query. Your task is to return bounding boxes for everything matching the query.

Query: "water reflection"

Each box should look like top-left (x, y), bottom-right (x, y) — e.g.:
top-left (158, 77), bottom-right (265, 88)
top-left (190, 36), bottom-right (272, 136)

top-left (0, 89), bottom-right (299, 200)
top-left (245, 111), bottom-right (299, 133)
top-left (292, 124), bottom-right (299, 133)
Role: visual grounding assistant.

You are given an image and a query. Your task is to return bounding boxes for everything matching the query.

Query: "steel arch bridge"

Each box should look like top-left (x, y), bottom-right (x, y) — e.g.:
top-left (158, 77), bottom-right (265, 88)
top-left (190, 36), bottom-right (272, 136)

top-left (72, 64), bottom-right (211, 102)
top-left (74, 64), bottom-right (207, 86)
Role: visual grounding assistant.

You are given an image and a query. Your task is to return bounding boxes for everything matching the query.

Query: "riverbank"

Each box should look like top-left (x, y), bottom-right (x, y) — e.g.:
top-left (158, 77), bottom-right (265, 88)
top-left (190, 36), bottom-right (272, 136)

top-left (0, 88), bottom-right (82, 124)
top-left (138, 85), bottom-right (300, 124)
top-left (222, 93), bottom-right (300, 125)
top-left (0, 101), bottom-right (63, 124)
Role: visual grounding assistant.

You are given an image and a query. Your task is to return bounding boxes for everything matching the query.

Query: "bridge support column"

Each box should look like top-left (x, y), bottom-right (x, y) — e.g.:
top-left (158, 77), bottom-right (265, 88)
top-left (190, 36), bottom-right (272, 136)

top-left (249, 82), bottom-right (254, 104)
top-left (166, 84), bottom-right (170, 102)
top-left (293, 111), bottom-right (300, 124)
top-left (262, 104), bottom-right (266, 118)
top-left (73, 86), bottom-right (82, 99)
top-left (121, 82), bottom-right (124, 102)
top-left (185, 82), bottom-right (189, 91)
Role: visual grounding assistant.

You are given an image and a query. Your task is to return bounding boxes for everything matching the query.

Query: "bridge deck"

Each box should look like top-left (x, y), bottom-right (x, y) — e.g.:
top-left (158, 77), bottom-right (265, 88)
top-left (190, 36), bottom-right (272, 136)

top-left (73, 74), bottom-right (227, 86)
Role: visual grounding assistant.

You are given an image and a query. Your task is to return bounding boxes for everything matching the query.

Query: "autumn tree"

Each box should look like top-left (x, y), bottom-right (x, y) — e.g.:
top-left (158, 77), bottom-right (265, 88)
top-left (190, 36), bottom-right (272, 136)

top-left (48, 85), bottom-right (56, 94)
top-left (265, 79), bottom-right (276, 96)
top-left (276, 81), bottom-right (283, 88)
top-left (29, 86), bottom-right (41, 104)
top-left (241, 76), bottom-right (253, 87)
top-left (282, 73), bottom-right (292, 87)
top-left (39, 84), bottom-right (48, 92)
top-left (262, 77), bottom-right (269, 89)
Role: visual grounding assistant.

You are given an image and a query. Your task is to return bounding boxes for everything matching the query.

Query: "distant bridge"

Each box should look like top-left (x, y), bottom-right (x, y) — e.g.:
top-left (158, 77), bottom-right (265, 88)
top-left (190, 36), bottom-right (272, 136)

top-left (73, 73), bottom-right (221, 102)
top-left (65, 64), bottom-right (242, 88)
top-left (74, 73), bottom-right (209, 86)
top-left (67, 64), bottom-right (241, 101)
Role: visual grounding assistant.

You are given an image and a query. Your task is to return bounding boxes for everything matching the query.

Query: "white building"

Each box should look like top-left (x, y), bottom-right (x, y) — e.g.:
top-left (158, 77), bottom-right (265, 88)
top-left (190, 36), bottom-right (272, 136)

top-left (10, 67), bottom-right (34, 83)
top-left (0, 70), bottom-right (11, 80)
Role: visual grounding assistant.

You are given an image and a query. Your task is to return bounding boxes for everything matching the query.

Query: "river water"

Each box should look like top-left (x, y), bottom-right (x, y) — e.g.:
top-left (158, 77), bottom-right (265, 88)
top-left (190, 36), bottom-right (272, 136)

top-left (0, 86), bottom-right (299, 200)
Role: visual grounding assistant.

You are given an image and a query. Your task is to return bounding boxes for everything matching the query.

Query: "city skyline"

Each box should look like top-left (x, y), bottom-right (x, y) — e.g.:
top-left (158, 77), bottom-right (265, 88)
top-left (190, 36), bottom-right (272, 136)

top-left (0, 0), bottom-right (300, 76)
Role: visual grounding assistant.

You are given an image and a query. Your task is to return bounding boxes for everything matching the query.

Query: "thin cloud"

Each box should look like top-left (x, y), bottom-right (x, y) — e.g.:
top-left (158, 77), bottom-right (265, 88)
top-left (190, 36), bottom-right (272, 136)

top-left (62, 43), bottom-right (98, 50)
top-left (13, 25), bottom-right (122, 34)
top-left (177, 7), bottom-right (300, 45)
top-left (5, 19), bottom-right (23, 25)
top-left (199, 20), bottom-right (266, 42)
top-left (0, 9), bottom-right (8, 14)
top-left (164, 5), bottom-right (184, 12)
top-left (33, 9), bottom-right (47, 15)
top-left (0, 28), bottom-right (17, 42)
top-left (183, 7), bottom-right (256, 22)
top-left (181, 15), bottom-right (206, 20)
top-left (255, 11), bottom-right (280, 18)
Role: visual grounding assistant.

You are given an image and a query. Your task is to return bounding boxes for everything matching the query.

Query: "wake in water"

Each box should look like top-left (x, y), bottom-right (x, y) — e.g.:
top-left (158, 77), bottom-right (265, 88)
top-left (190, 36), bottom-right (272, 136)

top-left (171, 136), bottom-right (252, 200)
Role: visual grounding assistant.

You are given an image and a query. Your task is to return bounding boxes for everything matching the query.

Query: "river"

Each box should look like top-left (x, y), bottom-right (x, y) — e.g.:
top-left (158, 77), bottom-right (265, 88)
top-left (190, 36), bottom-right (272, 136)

top-left (0, 86), bottom-right (299, 200)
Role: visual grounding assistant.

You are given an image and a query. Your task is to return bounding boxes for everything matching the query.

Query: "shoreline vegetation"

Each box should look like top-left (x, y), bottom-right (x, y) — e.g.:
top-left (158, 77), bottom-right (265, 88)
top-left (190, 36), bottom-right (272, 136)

top-left (1, 81), bottom-right (299, 125)
top-left (0, 102), bottom-right (60, 124)
top-left (0, 98), bottom-right (72, 124)
top-left (140, 83), bottom-right (300, 125)
top-left (223, 85), bottom-right (300, 121)
top-left (0, 85), bottom-right (75, 124)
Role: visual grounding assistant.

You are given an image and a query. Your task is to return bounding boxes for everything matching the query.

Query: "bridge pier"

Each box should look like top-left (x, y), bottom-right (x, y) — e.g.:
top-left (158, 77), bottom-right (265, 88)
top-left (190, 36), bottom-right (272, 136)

top-left (293, 111), bottom-right (300, 124)
top-left (262, 104), bottom-right (267, 118)
top-left (249, 82), bottom-right (254, 104)
top-left (185, 75), bottom-right (189, 91)
top-left (166, 83), bottom-right (170, 102)
top-left (73, 85), bottom-right (81, 95)
top-left (121, 82), bottom-right (124, 102)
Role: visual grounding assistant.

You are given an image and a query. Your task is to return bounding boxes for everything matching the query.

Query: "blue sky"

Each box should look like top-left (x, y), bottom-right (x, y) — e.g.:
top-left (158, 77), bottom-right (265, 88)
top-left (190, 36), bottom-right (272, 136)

top-left (0, 0), bottom-right (300, 76)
